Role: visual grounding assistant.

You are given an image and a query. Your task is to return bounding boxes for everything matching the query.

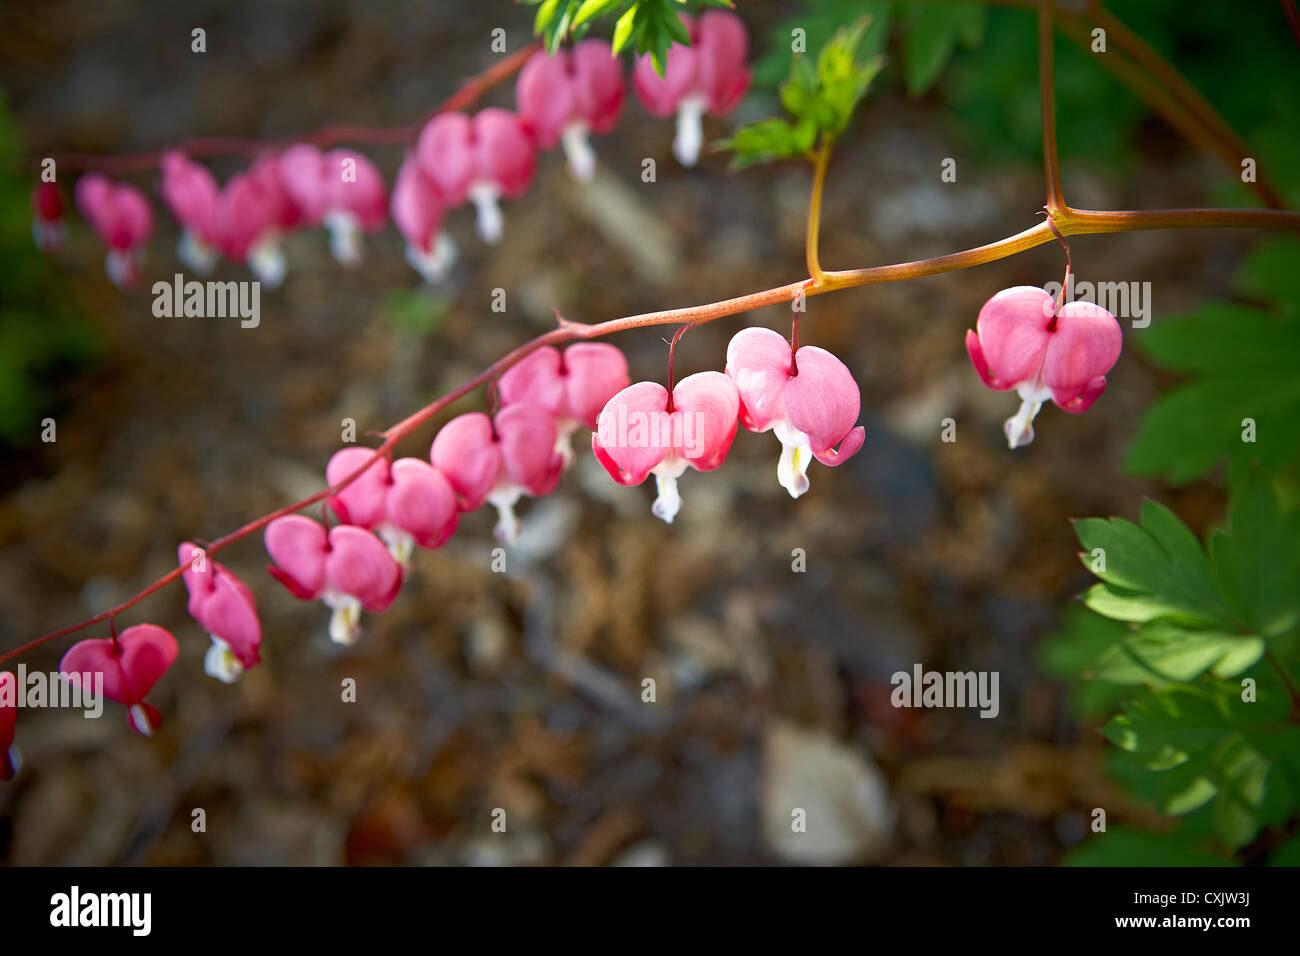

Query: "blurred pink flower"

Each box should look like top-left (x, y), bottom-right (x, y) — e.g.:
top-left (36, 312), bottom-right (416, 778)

top-left (416, 108), bottom-right (536, 244)
top-left (633, 10), bottom-right (751, 167)
top-left (516, 39), bottom-right (626, 181)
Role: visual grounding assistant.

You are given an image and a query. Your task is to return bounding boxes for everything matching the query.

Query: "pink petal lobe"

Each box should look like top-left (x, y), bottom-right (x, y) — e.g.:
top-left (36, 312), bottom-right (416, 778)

top-left (593, 381), bottom-right (672, 485)
top-left (264, 515), bottom-right (329, 598)
top-left (785, 345), bottom-right (862, 460)
top-left (326, 447), bottom-right (391, 529)
top-left (498, 347), bottom-right (566, 416)
top-left (671, 370), bottom-right (740, 470)
top-left (974, 286), bottom-right (1055, 388)
top-left (494, 403), bottom-right (562, 496)
top-left (386, 458), bottom-right (459, 549)
top-left (325, 525), bottom-right (402, 612)
top-left (430, 412), bottom-right (501, 511)
top-left (562, 343), bottom-right (630, 429)
top-left (1042, 300), bottom-right (1123, 398)
top-left (416, 112), bottom-right (476, 205)
top-left (725, 327), bottom-right (792, 433)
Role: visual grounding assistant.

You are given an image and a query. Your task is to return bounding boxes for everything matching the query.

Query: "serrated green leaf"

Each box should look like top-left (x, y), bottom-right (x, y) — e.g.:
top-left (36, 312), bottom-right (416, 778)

top-left (1073, 503), bottom-right (1236, 629)
top-left (1099, 678), bottom-right (1296, 849)
top-left (1126, 242), bottom-right (1300, 484)
top-left (1089, 626), bottom-right (1265, 686)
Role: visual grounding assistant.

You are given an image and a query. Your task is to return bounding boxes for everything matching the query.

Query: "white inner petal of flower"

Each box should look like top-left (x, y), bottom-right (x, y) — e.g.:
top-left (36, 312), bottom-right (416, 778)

top-left (487, 483), bottom-right (525, 546)
top-left (405, 232), bottom-right (457, 283)
top-left (247, 234), bottom-right (286, 289)
top-left (377, 524), bottom-right (416, 571)
top-left (469, 182), bottom-right (505, 245)
top-left (128, 704), bottom-right (153, 737)
top-left (324, 210), bottom-right (363, 266)
top-left (650, 455), bottom-right (689, 524)
top-left (105, 250), bottom-right (138, 289)
top-left (673, 96), bottom-right (707, 168)
top-left (178, 230), bottom-right (218, 275)
top-left (773, 418), bottom-right (813, 499)
top-left (561, 122), bottom-right (597, 182)
top-left (204, 635), bottom-right (243, 684)
top-left (555, 418), bottom-right (579, 470)
top-left (323, 591), bottom-right (363, 645)
top-left (1005, 382), bottom-right (1053, 450)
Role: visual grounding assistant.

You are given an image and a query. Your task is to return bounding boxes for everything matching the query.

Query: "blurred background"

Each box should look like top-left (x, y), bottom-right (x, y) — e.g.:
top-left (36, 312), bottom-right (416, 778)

top-left (0, 0), bottom-right (1295, 865)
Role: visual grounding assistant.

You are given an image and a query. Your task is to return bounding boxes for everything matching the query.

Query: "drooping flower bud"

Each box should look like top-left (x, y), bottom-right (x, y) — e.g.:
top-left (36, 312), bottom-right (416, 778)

top-left (633, 11), bottom-right (751, 167)
top-left (60, 624), bottom-right (179, 736)
top-left (498, 343), bottom-right (630, 465)
top-left (214, 159), bottom-right (298, 287)
top-left (325, 449), bottom-right (459, 567)
top-left (516, 39), bottom-right (626, 181)
top-left (75, 173), bottom-right (155, 288)
top-left (391, 155), bottom-right (457, 282)
top-left (279, 145), bottom-right (388, 266)
top-left (416, 109), bottom-right (536, 244)
top-left (593, 371), bottom-right (739, 523)
top-left (430, 404), bottom-right (563, 544)
top-left (31, 181), bottom-right (66, 254)
top-left (159, 151), bottom-right (222, 274)
top-left (725, 327), bottom-right (865, 498)
top-left (178, 542), bottom-right (263, 683)
top-left (265, 515), bottom-right (402, 646)
top-left (965, 286), bottom-right (1123, 448)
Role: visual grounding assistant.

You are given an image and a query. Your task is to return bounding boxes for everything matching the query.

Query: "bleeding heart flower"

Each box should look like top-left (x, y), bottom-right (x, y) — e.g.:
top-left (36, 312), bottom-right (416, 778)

top-left (416, 108), bottom-right (536, 244)
top-left (391, 155), bottom-right (457, 282)
top-left (75, 173), bottom-right (155, 288)
top-left (159, 151), bottom-right (222, 274)
top-left (214, 163), bottom-right (292, 287)
top-left (31, 181), bottom-right (66, 254)
top-left (430, 404), bottom-right (563, 545)
top-left (325, 449), bottom-right (459, 567)
top-left (60, 624), bottom-right (179, 736)
top-left (966, 286), bottom-right (1123, 448)
top-left (725, 327), bottom-right (865, 498)
top-left (178, 542), bottom-right (263, 683)
top-left (593, 371), bottom-right (739, 523)
top-left (1, 671), bottom-right (17, 780)
top-left (265, 515), bottom-right (402, 645)
top-left (633, 10), bottom-right (751, 167)
top-left (516, 39), bottom-right (626, 182)
top-left (498, 343), bottom-right (630, 466)
top-left (280, 145), bottom-right (388, 266)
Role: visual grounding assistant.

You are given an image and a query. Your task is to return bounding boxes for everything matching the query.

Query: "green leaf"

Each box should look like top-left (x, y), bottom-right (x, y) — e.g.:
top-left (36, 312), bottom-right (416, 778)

top-left (572, 0), bottom-right (626, 30)
top-left (1073, 500), bottom-right (1236, 629)
top-left (1089, 626), bottom-right (1265, 686)
top-left (1126, 239), bottom-right (1300, 484)
top-left (1101, 678), bottom-right (1297, 849)
top-left (1209, 469), bottom-right (1300, 643)
top-left (1066, 826), bottom-right (1234, 867)
top-left (611, 5), bottom-right (638, 54)
top-left (754, 1), bottom-right (891, 89)
top-left (719, 16), bottom-right (883, 169)
top-left (1037, 605), bottom-right (1132, 720)
top-left (903, 2), bottom-right (988, 97)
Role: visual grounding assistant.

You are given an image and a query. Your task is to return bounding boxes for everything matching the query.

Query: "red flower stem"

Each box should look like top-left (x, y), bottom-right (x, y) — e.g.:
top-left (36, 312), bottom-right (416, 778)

top-left (30, 41), bottom-right (542, 176)
top-left (2, 202), bottom-right (1298, 667)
